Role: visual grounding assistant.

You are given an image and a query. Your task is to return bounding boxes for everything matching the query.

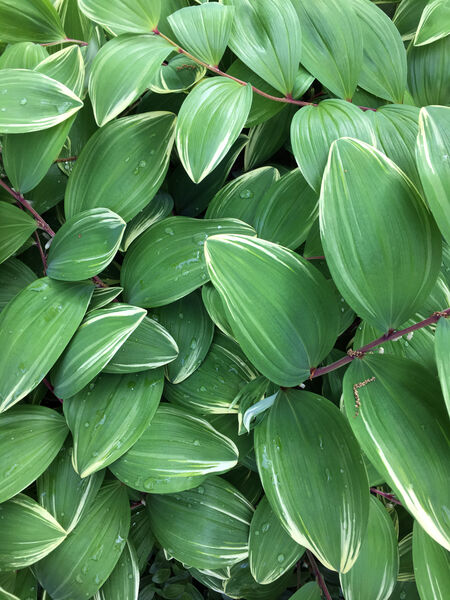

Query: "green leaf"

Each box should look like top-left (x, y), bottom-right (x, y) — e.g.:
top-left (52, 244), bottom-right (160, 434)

top-left (110, 404), bottom-right (238, 493)
top-left (52, 304), bottom-right (147, 399)
top-left (164, 331), bottom-right (258, 414)
top-left (175, 78), bottom-right (253, 183)
top-left (150, 54), bottom-right (206, 95)
top-left (413, 521), bottom-right (450, 600)
top-left (47, 208), bottom-right (125, 281)
top-left (129, 505), bottom-right (154, 573)
top-left (0, 258), bottom-right (36, 312)
top-left (436, 318), bottom-right (450, 416)
top-left (291, 99), bottom-right (375, 193)
top-left (255, 169), bottom-right (319, 250)
top-left (64, 369), bottom-right (163, 477)
top-left (0, 405), bottom-right (68, 503)
top-left (394, 0), bottom-right (429, 40)
top-left (223, 0), bottom-right (301, 96)
top-left (343, 354), bottom-right (450, 551)
top-left (0, 42), bottom-right (48, 69)
top-left (121, 216), bottom-right (256, 308)
top-left (255, 390), bottom-right (369, 573)
top-left (224, 560), bottom-right (291, 600)
top-left (93, 541), bottom-right (139, 600)
top-left (78, 0), bottom-right (161, 35)
top-left (0, 69), bottom-right (82, 134)
top-left (398, 532), bottom-right (415, 582)
top-left (0, 277), bottom-right (93, 412)
top-left (249, 496), bottom-right (304, 585)
top-left (289, 582), bottom-right (321, 600)
top-left (320, 138), bottom-right (442, 332)
top-left (407, 36), bottom-right (450, 106)
top-left (35, 481), bottom-right (130, 600)
top-left (340, 496), bottom-right (399, 599)
top-left (416, 105), bottom-right (450, 244)
top-left (88, 287), bottom-right (123, 312)
top-left (414, 0), bottom-right (450, 46)
top-left (0, 0), bottom-right (65, 43)
top-left (168, 3), bottom-right (234, 66)
top-left (0, 494), bottom-right (66, 570)
top-left (290, 0), bottom-right (363, 99)
top-left (12, 569), bottom-right (37, 600)
top-left (367, 104), bottom-right (421, 188)
top-left (201, 283), bottom-right (235, 338)
top-left (37, 444), bottom-right (104, 533)
top-left (149, 291), bottom-right (214, 384)
top-left (64, 112), bottom-right (176, 222)
top-left (103, 316), bottom-right (178, 373)
top-left (89, 34), bottom-right (174, 126)
top-left (0, 202), bottom-right (37, 264)
top-left (205, 235), bottom-right (340, 386)
top-left (351, 0), bottom-right (407, 103)
top-left (147, 476), bottom-right (253, 569)
top-left (35, 43), bottom-right (85, 98)
top-left (120, 192), bottom-right (173, 252)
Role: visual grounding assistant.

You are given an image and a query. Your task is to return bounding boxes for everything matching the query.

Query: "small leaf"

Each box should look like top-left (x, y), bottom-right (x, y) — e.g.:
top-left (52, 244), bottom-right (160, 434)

top-left (0, 277), bottom-right (93, 412)
top-left (0, 0), bottom-right (65, 43)
top-left (0, 69), bottom-right (82, 134)
top-left (120, 192), bottom-right (173, 252)
top-left (64, 369), bottom-right (164, 477)
top-left (291, 99), bottom-right (375, 193)
top-left (78, 0), bottom-right (161, 35)
top-left (416, 105), bottom-right (450, 244)
top-left (89, 34), bottom-right (174, 126)
top-left (147, 476), bottom-right (253, 570)
top-left (201, 283), bottom-right (235, 338)
top-left (0, 405), bottom-right (68, 503)
top-left (249, 496), bottom-right (304, 585)
top-left (435, 318), bottom-right (450, 416)
top-left (110, 404), bottom-right (238, 493)
top-left (64, 112), bottom-right (176, 222)
top-left (414, 0), bottom-right (450, 46)
top-left (175, 78), bottom-right (252, 183)
top-left (168, 3), bottom-right (234, 66)
top-left (129, 505), bottom-right (154, 573)
top-left (205, 235), bottom-right (340, 386)
top-left (88, 287), bottom-right (123, 312)
top-left (0, 202), bottom-right (37, 264)
top-left (223, 0), bottom-right (301, 95)
top-left (150, 54), bottom-right (206, 95)
top-left (320, 138), bottom-right (441, 331)
top-left (413, 521), bottom-right (450, 599)
top-left (0, 494), bottom-right (66, 570)
top-left (340, 496), bottom-right (399, 599)
top-left (255, 390), bottom-right (369, 573)
top-left (121, 216), bottom-right (256, 308)
top-left (52, 304), bottom-right (147, 399)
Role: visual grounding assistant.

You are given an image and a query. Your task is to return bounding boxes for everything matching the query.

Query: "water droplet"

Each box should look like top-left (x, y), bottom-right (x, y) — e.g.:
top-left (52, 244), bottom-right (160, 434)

top-left (139, 160), bottom-right (146, 168)
top-left (57, 101), bottom-right (71, 114)
top-left (127, 381), bottom-right (136, 390)
top-left (277, 553), bottom-right (285, 563)
top-left (84, 422), bottom-right (90, 428)
top-left (115, 534), bottom-right (124, 545)
top-left (199, 386), bottom-right (207, 392)
top-left (165, 227), bottom-right (174, 235)
top-left (239, 189), bottom-right (253, 199)
top-left (190, 338), bottom-right (197, 350)
top-left (399, 591), bottom-right (406, 600)
top-left (261, 522), bottom-right (270, 533)
top-left (75, 574), bottom-right (83, 583)
top-left (318, 436), bottom-right (324, 450)
top-left (406, 331), bottom-right (414, 341)
top-left (1, 108), bottom-right (6, 112)
top-left (378, 347), bottom-right (385, 354)
top-left (325, 468), bottom-right (332, 482)
top-left (197, 485), bottom-right (205, 494)
top-left (193, 439), bottom-right (200, 446)
top-left (19, 97), bottom-right (27, 105)
top-left (340, 468), bottom-right (345, 474)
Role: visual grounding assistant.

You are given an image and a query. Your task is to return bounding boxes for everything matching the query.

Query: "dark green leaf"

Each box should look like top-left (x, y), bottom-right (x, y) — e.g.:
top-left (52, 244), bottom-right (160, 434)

top-left (436, 318), bottom-right (450, 416)
top-left (0, 202), bottom-right (37, 264)
top-left (0, 0), bottom-right (65, 43)
top-left (0, 258), bottom-right (36, 312)
top-left (413, 521), bottom-right (450, 600)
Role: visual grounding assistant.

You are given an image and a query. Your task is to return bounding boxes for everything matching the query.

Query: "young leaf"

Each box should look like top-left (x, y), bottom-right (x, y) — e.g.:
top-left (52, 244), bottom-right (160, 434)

top-left (416, 105), bottom-right (450, 244)
top-left (223, 0), bottom-right (302, 96)
top-left (35, 481), bottom-right (130, 600)
top-left (291, 99), bottom-right (375, 193)
top-left (0, 0), bottom-right (65, 43)
top-left (168, 3), bottom-right (234, 66)
top-left (47, 208), bottom-right (125, 281)
top-left (249, 496), bottom-right (305, 585)
top-left (0, 278), bottom-right (93, 412)
top-left (89, 34), bottom-right (174, 126)
top-left (0, 494), bottom-right (66, 570)
top-left (175, 78), bottom-right (252, 183)
top-left (147, 476), bottom-right (253, 570)
top-left (0, 405), bottom-right (68, 503)
top-left (0, 69), bottom-right (82, 134)
top-left (320, 138), bottom-right (442, 332)
top-left (63, 369), bottom-right (164, 477)
top-left (64, 112), bottom-right (176, 222)
top-left (52, 304), bottom-right (147, 399)
top-left (121, 216), bottom-right (256, 307)
top-left (78, 0), bottom-right (161, 35)
top-left (255, 390), bottom-right (369, 573)
top-left (413, 522), bottom-right (450, 600)
top-left (435, 318), bottom-right (450, 416)
top-left (414, 0), bottom-right (450, 46)
top-left (205, 235), bottom-right (340, 386)
top-left (343, 354), bottom-right (450, 551)
top-left (110, 404), bottom-right (239, 493)
top-left (340, 496), bottom-right (399, 599)
top-left (290, 0), bottom-right (363, 99)
top-left (0, 202), bottom-right (37, 264)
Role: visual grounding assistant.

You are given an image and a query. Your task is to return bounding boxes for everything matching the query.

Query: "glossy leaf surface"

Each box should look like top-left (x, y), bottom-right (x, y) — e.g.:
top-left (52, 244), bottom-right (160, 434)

top-left (0, 202), bottom-right (36, 264)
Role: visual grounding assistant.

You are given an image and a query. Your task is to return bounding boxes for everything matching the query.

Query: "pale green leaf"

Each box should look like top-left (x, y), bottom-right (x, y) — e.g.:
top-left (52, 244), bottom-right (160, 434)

top-left (78, 0), bottom-right (161, 35)
top-left (407, 36), bottom-right (450, 106)
top-left (435, 318), bottom-right (450, 416)
top-left (414, 0), bottom-right (450, 46)
top-left (0, 0), bottom-right (65, 43)
top-left (0, 202), bottom-right (37, 264)
top-left (0, 42), bottom-right (47, 69)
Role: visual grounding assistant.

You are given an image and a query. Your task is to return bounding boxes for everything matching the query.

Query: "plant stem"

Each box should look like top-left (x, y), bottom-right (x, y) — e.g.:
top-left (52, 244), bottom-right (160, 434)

top-left (311, 308), bottom-right (450, 379)
top-left (152, 29), bottom-right (376, 112)
top-left (370, 488), bottom-right (403, 506)
top-left (34, 231), bottom-right (47, 274)
top-left (306, 550), bottom-right (333, 600)
top-left (0, 178), bottom-right (56, 236)
top-left (41, 38), bottom-right (88, 47)
top-left (54, 156), bottom-right (77, 163)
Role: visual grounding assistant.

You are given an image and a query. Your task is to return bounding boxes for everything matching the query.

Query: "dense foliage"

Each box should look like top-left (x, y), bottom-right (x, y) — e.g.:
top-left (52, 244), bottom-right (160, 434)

top-left (0, 0), bottom-right (449, 599)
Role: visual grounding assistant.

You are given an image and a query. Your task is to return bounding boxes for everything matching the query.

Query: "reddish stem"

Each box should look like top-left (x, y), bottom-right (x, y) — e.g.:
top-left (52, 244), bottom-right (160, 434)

top-left (41, 38), bottom-right (88, 47)
top-left (0, 178), bottom-right (56, 236)
top-left (54, 156), bottom-right (77, 163)
top-left (370, 488), bottom-right (403, 506)
top-left (305, 256), bottom-right (326, 261)
top-left (43, 378), bottom-right (62, 404)
top-left (34, 231), bottom-right (47, 274)
top-left (306, 551), bottom-right (332, 600)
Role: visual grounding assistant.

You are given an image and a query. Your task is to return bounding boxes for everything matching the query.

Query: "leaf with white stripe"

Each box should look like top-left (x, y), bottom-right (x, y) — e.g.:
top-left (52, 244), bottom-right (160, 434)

top-left (413, 521), bottom-right (450, 600)
top-left (78, 0), bottom-right (161, 35)
top-left (93, 541), bottom-right (140, 600)
top-left (0, 202), bottom-right (37, 264)
top-left (175, 78), bottom-right (252, 183)
top-left (0, 0), bottom-right (65, 43)
top-left (0, 69), bottom-right (82, 134)
top-left (414, 0), bottom-right (450, 46)
top-left (436, 318), bottom-right (450, 417)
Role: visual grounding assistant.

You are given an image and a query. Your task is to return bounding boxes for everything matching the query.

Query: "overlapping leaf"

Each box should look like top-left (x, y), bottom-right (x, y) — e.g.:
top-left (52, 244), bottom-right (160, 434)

top-left (435, 318), bottom-right (450, 416)
top-left (414, 0), bottom-right (450, 46)
top-left (0, 258), bottom-right (36, 311)
top-left (413, 522), bottom-right (450, 599)
top-left (78, 0), bottom-right (161, 35)
top-left (0, 202), bottom-right (36, 263)
top-left (0, 0), bottom-right (65, 43)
